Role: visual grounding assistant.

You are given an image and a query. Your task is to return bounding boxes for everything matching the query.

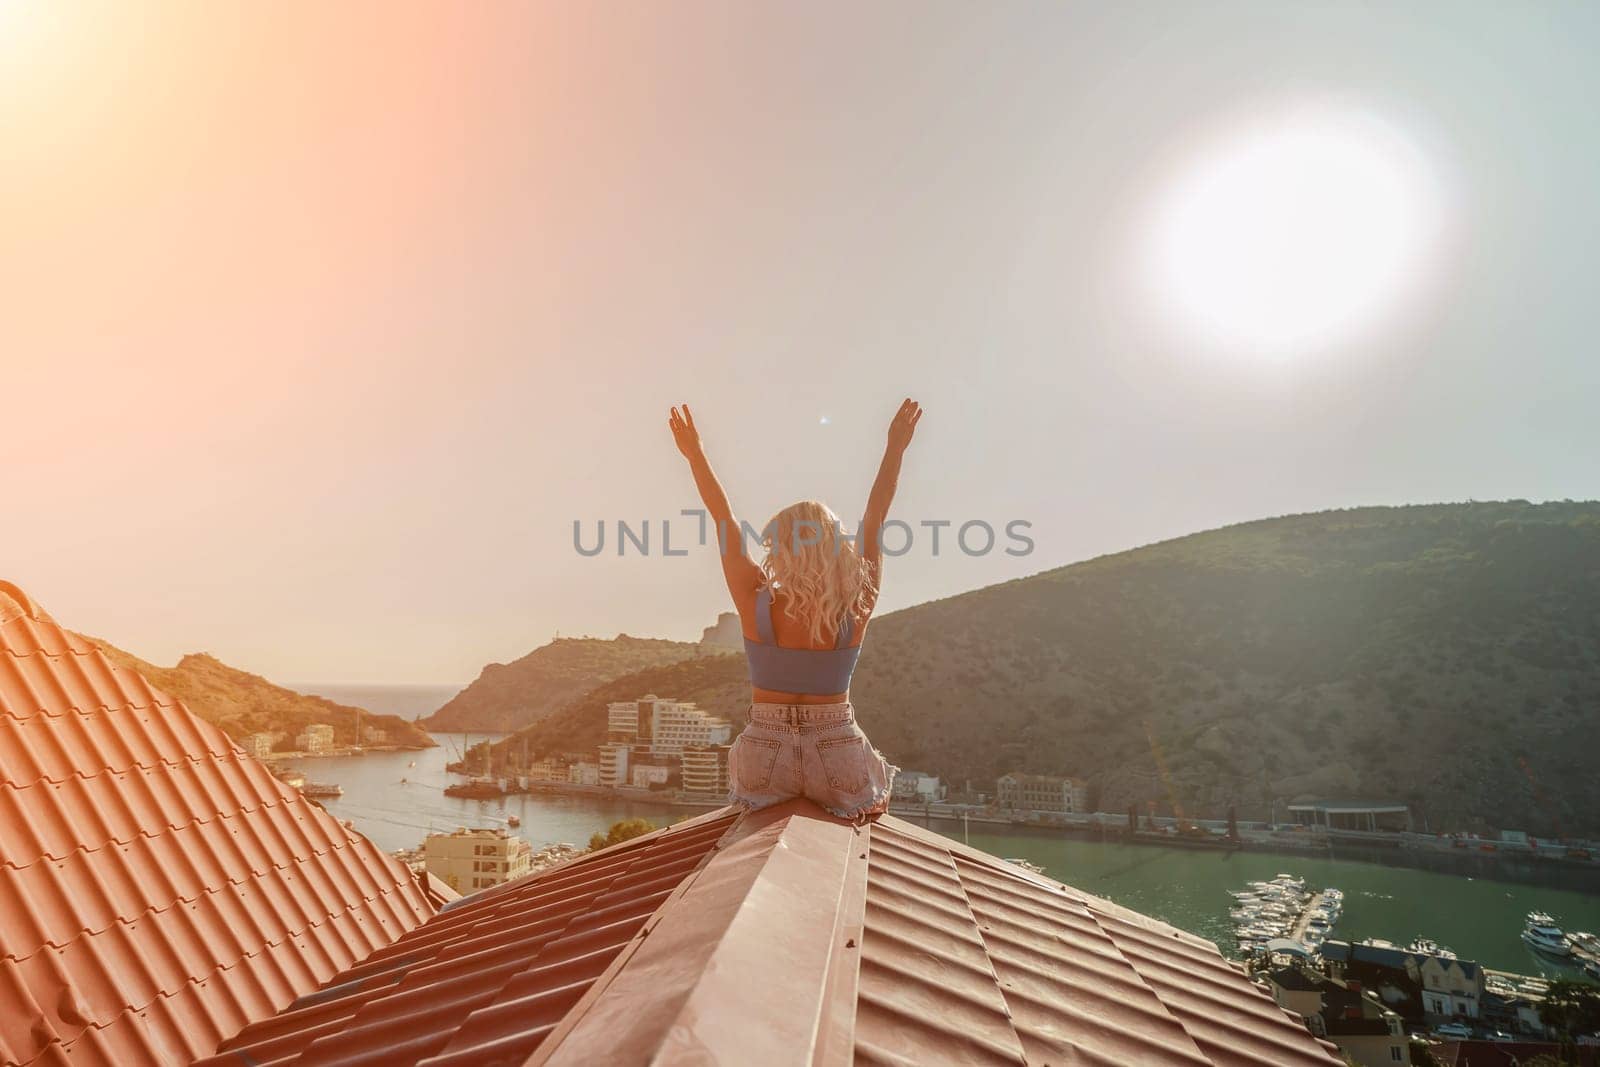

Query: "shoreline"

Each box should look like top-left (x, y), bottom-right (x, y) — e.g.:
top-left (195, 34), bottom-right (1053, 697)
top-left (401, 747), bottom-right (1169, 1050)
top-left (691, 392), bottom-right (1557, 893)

top-left (440, 776), bottom-right (1600, 895)
top-left (902, 812), bottom-right (1600, 895)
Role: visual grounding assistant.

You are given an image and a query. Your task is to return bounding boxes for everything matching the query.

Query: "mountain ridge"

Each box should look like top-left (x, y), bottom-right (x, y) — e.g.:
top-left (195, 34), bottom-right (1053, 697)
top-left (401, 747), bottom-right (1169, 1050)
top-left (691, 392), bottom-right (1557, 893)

top-left (488, 500), bottom-right (1600, 836)
top-left (83, 638), bottom-right (435, 750)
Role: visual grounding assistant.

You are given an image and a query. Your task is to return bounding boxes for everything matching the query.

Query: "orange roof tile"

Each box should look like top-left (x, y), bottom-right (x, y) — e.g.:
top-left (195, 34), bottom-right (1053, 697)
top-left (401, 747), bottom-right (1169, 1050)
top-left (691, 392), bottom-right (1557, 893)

top-left (0, 584), bottom-right (434, 1065)
top-left (207, 800), bottom-right (1341, 1066)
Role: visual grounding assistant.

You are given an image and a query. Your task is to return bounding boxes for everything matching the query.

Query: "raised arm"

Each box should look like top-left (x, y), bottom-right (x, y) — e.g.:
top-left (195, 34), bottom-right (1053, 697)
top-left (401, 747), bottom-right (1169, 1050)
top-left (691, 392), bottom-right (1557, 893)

top-left (859, 399), bottom-right (922, 608)
top-left (669, 404), bottom-right (763, 603)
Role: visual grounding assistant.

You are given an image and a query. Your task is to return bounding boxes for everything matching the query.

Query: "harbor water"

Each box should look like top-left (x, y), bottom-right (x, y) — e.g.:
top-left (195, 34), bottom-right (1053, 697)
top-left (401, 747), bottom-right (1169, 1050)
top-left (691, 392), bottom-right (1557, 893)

top-left (286, 688), bottom-right (1600, 977)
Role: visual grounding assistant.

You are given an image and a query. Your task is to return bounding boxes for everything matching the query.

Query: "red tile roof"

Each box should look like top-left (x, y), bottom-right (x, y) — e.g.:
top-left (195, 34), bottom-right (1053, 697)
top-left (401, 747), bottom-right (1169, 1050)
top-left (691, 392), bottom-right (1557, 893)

top-left (208, 799), bottom-right (1341, 1066)
top-left (0, 584), bottom-right (434, 1065)
top-left (203, 807), bottom-right (741, 1067)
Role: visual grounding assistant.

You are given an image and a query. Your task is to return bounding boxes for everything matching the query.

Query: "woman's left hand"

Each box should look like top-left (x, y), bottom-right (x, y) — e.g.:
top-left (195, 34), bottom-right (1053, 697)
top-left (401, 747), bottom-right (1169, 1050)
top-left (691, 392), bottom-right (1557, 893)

top-left (669, 404), bottom-right (702, 457)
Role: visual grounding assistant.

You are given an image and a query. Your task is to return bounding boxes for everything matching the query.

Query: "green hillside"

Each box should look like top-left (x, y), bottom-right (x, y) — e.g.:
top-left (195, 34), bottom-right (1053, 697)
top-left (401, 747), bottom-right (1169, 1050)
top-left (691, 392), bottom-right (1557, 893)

top-left (497, 501), bottom-right (1600, 837)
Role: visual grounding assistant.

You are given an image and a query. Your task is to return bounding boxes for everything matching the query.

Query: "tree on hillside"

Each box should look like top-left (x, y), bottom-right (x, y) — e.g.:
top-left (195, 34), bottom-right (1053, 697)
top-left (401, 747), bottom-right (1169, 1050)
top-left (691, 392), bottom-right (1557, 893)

top-left (588, 818), bottom-right (658, 852)
top-left (1538, 979), bottom-right (1600, 1055)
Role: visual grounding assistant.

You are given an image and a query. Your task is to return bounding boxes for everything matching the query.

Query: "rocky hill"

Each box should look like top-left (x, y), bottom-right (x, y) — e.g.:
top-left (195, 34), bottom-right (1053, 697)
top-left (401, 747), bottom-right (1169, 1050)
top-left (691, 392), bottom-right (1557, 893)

top-left (491, 501), bottom-right (1600, 837)
top-left (489, 653), bottom-right (748, 761)
top-left (420, 635), bottom-right (706, 733)
top-left (699, 612), bottom-right (743, 650)
top-left (83, 641), bottom-right (435, 750)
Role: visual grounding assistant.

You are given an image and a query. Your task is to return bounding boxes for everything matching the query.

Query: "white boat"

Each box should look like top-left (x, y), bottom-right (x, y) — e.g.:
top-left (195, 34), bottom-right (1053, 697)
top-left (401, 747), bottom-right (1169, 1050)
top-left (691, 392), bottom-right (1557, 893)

top-left (1004, 858), bottom-right (1046, 874)
top-left (1521, 912), bottom-right (1571, 957)
top-left (1407, 938), bottom-right (1456, 959)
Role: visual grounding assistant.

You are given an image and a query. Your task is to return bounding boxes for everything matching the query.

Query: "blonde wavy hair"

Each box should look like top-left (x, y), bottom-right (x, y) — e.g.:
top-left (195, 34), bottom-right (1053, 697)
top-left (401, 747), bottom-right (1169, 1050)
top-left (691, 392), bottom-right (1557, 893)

top-left (759, 500), bottom-right (877, 646)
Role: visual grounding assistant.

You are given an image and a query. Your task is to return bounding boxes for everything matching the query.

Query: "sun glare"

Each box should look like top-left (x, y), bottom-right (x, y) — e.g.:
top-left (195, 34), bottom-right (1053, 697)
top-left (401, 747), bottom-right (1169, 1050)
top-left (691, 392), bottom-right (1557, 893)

top-left (1144, 105), bottom-right (1444, 356)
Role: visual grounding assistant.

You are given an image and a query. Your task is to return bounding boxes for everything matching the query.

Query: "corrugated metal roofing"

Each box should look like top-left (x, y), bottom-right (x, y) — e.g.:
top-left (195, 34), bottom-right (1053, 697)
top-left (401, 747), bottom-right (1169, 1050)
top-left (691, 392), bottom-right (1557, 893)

top-left (203, 807), bottom-right (740, 1067)
top-left (218, 799), bottom-right (1340, 1066)
top-left (0, 585), bottom-right (434, 1066)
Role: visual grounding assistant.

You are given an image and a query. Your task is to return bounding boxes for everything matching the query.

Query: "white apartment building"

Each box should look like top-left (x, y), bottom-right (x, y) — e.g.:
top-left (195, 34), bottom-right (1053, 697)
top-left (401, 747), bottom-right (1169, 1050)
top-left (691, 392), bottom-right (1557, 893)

top-left (607, 701), bottom-right (640, 738)
top-left (295, 723), bottom-right (335, 754)
top-left (598, 741), bottom-right (631, 788)
top-left (423, 827), bottom-right (533, 893)
top-left (680, 745), bottom-right (730, 796)
top-left (891, 770), bottom-right (946, 803)
top-left (631, 763), bottom-right (671, 788)
top-left (244, 732), bottom-right (277, 760)
top-left (649, 701), bottom-right (732, 756)
top-left (568, 760), bottom-right (600, 786)
top-left (607, 694), bottom-right (674, 744)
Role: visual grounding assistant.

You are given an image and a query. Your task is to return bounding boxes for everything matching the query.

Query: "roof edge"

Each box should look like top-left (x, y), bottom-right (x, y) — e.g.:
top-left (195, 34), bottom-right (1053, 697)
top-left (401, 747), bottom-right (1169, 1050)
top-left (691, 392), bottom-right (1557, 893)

top-left (533, 800), bottom-right (864, 1066)
top-left (0, 581), bottom-right (50, 625)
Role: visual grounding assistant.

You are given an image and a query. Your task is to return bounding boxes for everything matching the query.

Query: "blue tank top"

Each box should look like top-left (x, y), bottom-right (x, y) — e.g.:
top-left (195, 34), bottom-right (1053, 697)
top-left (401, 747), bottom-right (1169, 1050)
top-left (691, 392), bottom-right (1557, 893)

top-left (743, 586), bottom-right (862, 695)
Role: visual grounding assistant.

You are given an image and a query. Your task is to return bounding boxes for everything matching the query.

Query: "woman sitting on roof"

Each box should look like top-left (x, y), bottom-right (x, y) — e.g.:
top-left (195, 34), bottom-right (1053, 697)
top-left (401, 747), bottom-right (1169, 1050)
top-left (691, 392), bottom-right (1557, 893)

top-left (668, 398), bottom-right (922, 821)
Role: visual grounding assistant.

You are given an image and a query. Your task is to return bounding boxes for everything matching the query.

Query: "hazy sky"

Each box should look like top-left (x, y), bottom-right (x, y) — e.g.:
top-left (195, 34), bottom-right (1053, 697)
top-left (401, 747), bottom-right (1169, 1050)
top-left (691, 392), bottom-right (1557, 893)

top-left (5, 2), bottom-right (1598, 683)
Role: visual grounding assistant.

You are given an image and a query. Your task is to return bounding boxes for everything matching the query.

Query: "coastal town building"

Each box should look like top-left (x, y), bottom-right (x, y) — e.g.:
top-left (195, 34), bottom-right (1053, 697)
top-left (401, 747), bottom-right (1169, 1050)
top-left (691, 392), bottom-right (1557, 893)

top-left (1287, 799), bottom-right (1412, 833)
top-left (523, 755), bottom-right (569, 782)
top-left (630, 760), bottom-right (672, 788)
top-left (608, 699), bottom-right (642, 737)
top-left (996, 771), bottom-right (1088, 812)
top-left (244, 730), bottom-right (278, 758)
top-left (598, 739), bottom-right (631, 787)
top-left (294, 721), bottom-right (335, 753)
top-left (361, 725), bottom-right (388, 744)
top-left (607, 693), bottom-right (673, 742)
top-left (892, 769), bottom-right (946, 803)
top-left (1417, 955), bottom-right (1484, 1020)
top-left (648, 699), bottom-right (733, 755)
top-left (681, 743), bottom-right (731, 796)
top-left (568, 759), bottom-right (601, 785)
top-left (1262, 964), bottom-right (1411, 1066)
top-left (422, 826), bottom-right (534, 893)
top-left (1320, 940), bottom-right (1486, 1028)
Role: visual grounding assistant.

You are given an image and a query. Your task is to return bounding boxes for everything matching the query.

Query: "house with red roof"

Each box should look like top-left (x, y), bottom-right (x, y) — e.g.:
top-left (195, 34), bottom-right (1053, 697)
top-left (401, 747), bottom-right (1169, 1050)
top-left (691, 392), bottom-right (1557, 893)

top-left (3, 582), bottom-right (1342, 1065)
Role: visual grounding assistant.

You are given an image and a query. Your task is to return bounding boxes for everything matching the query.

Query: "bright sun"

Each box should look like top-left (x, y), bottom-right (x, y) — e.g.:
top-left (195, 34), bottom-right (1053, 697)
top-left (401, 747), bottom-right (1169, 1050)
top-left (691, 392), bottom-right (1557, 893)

top-left (1145, 105), bottom-right (1443, 354)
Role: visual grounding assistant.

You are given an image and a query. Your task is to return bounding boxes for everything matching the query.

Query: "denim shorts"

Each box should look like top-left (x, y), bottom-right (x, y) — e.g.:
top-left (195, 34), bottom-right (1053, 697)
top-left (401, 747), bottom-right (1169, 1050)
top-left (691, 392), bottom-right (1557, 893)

top-left (727, 702), bottom-right (898, 822)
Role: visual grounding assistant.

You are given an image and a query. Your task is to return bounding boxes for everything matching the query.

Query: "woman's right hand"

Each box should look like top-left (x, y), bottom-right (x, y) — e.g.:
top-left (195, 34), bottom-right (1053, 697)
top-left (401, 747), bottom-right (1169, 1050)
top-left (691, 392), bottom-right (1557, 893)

top-left (887, 398), bottom-right (923, 452)
top-left (669, 404), bottom-right (702, 458)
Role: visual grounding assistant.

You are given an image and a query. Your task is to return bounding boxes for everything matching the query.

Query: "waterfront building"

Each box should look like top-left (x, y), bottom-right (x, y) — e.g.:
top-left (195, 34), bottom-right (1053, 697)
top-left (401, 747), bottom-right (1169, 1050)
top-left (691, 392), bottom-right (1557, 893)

top-left (244, 731), bottom-right (277, 759)
top-left (568, 760), bottom-right (601, 786)
top-left (1262, 964), bottom-right (1411, 1066)
top-left (294, 722), bottom-right (336, 753)
top-left (361, 725), bottom-right (388, 744)
top-left (607, 700), bottom-right (641, 738)
top-left (599, 740), bottom-right (631, 788)
top-left (1416, 955), bottom-right (1483, 1021)
top-left (608, 693), bottom-right (672, 743)
top-left (630, 761), bottom-right (672, 789)
top-left (681, 744), bottom-right (731, 796)
top-left (525, 756), bottom-right (568, 782)
top-left (892, 770), bottom-right (946, 803)
top-left (649, 700), bottom-right (733, 756)
top-left (423, 827), bottom-right (533, 893)
top-left (1286, 799), bottom-right (1411, 833)
top-left (1322, 940), bottom-right (1421, 1019)
top-left (996, 771), bottom-right (1087, 813)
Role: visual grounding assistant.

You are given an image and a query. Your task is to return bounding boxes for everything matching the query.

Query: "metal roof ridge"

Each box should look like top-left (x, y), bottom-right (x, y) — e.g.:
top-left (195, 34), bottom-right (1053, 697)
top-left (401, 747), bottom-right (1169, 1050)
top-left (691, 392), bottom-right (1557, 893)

top-left (531, 801), bottom-right (867, 1067)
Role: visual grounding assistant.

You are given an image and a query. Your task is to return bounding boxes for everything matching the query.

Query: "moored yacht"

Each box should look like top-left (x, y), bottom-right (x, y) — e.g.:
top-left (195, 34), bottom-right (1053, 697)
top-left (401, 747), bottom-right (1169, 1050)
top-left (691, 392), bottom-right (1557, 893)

top-left (1521, 912), bottom-right (1571, 957)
